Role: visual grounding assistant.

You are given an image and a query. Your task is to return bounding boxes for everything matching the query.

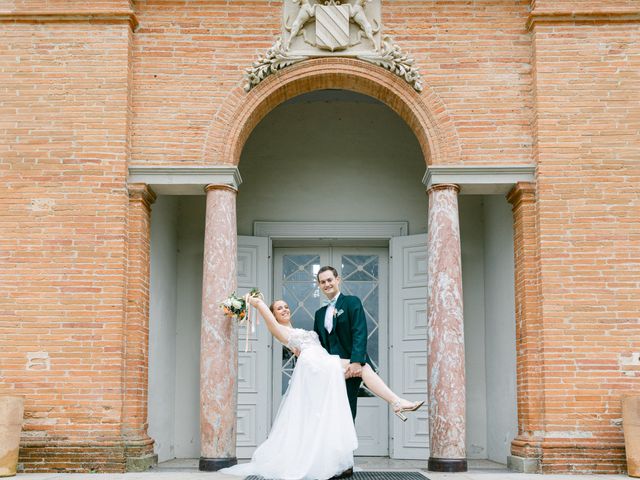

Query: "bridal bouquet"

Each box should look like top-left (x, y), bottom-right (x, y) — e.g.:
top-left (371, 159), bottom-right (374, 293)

top-left (220, 288), bottom-right (263, 352)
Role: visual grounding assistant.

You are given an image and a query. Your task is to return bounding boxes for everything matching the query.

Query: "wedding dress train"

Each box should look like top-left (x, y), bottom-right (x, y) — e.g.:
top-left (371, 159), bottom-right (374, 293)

top-left (221, 328), bottom-right (358, 480)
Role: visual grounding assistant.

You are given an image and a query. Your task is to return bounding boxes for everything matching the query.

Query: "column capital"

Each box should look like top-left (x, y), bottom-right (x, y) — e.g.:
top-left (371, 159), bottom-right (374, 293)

top-left (204, 184), bottom-right (238, 194)
top-left (506, 182), bottom-right (536, 208)
top-left (128, 183), bottom-right (157, 208)
top-left (427, 183), bottom-right (460, 195)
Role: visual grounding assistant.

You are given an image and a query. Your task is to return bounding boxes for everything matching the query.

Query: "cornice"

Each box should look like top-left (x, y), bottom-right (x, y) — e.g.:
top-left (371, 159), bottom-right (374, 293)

top-left (0, 10), bottom-right (139, 30)
top-left (127, 166), bottom-right (242, 195)
top-left (527, 11), bottom-right (640, 30)
top-left (423, 165), bottom-right (536, 195)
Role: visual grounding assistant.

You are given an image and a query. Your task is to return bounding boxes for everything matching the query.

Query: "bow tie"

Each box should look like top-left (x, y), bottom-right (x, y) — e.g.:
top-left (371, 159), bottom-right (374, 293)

top-left (322, 296), bottom-right (338, 307)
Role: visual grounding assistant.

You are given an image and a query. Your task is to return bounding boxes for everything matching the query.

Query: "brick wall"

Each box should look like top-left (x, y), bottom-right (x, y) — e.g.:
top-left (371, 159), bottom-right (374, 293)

top-left (0, 13), bottom-right (135, 472)
top-left (131, 0), bottom-right (533, 166)
top-left (4, 1), bottom-right (132, 11)
top-left (530, 12), bottom-right (640, 473)
top-left (1, 0), bottom-right (638, 474)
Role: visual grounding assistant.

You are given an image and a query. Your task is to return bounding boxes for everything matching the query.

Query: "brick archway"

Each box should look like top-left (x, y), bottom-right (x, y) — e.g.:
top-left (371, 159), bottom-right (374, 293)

top-left (203, 57), bottom-right (459, 166)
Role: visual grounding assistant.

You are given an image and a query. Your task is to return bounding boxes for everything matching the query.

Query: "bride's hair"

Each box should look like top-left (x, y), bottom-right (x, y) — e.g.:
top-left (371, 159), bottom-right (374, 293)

top-left (269, 301), bottom-right (278, 314)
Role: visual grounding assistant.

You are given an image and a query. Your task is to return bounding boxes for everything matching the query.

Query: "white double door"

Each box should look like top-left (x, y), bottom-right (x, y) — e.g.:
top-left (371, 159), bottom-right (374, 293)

top-left (236, 237), bottom-right (428, 459)
top-left (273, 247), bottom-right (389, 456)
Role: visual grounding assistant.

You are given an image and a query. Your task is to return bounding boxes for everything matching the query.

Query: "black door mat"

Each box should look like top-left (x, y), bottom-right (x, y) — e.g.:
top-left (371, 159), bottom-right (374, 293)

top-left (245, 472), bottom-right (428, 480)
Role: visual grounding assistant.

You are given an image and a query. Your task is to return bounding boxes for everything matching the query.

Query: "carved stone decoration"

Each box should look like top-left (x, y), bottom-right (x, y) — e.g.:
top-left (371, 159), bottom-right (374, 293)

top-left (357, 35), bottom-right (424, 92)
top-left (244, 37), bottom-right (308, 92)
top-left (315, 3), bottom-right (350, 51)
top-left (243, 1), bottom-right (424, 92)
top-left (284, 0), bottom-right (381, 55)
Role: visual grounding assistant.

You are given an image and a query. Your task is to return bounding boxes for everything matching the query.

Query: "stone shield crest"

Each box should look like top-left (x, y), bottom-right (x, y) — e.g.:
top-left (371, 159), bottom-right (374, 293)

top-left (314, 4), bottom-right (350, 51)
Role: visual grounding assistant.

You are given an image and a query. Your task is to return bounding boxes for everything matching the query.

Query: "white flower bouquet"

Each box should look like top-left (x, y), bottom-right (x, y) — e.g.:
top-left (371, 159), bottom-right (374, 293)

top-left (220, 288), bottom-right (263, 352)
top-left (220, 288), bottom-right (262, 322)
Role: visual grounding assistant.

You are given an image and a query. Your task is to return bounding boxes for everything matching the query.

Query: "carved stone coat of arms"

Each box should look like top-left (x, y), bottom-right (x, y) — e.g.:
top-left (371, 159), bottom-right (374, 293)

top-left (243, 0), bottom-right (423, 93)
top-left (283, 0), bottom-right (381, 55)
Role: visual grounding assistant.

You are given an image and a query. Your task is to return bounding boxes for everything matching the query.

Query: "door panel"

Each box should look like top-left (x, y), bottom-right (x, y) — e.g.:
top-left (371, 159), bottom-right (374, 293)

top-left (236, 236), bottom-right (271, 458)
top-left (338, 249), bottom-right (388, 456)
top-left (272, 250), bottom-right (326, 402)
top-left (389, 234), bottom-right (429, 459)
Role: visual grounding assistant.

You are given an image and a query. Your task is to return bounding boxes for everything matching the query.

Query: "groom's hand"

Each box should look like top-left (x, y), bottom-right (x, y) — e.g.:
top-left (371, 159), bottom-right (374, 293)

top-left (344, 362), bottom-right (363, 379)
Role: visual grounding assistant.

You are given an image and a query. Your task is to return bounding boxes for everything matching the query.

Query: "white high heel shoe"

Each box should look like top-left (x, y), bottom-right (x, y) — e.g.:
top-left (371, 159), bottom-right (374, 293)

top-left (392, 400), bottom-right (425, 422)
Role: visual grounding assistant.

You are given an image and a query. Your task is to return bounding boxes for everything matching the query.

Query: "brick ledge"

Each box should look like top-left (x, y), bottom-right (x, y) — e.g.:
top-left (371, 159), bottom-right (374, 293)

top-left (0, 11), bottom-right (139, 29)
top-left (528, 11), bottom-right (640, 29)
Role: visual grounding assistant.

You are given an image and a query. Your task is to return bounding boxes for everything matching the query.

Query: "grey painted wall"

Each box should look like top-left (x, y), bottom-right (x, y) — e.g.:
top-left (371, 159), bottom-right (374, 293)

top-left (459, 196), bottom-right (488, 459)
top-left (483, 195), bottom-right (518, 463)
top-left (174, 197), bottom-right (205, 458)
top-left (236, 90), bottom-right (427, 236)
top-left (148, 195), bottom-right (179, 462)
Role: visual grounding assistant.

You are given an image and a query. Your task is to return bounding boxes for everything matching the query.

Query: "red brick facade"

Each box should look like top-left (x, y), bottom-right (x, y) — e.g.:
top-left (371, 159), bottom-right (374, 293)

top-left (1, 0), bottom-right (638, 473)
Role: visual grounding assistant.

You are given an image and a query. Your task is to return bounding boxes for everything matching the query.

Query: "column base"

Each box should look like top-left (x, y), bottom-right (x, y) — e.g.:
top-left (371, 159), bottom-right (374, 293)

top-left (199, 457), bottom-right (237, 471)
top-left (126, 453), bottom-right (157, 472)
top-left (507, 455), bottom-right (540, 473)
top-left (428, 457), bottom-right (467, 472)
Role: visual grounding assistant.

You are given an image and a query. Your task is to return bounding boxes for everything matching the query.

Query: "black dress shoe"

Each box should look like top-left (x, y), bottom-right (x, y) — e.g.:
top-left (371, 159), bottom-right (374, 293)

top-left (330, 467), bottom-right (353, 479)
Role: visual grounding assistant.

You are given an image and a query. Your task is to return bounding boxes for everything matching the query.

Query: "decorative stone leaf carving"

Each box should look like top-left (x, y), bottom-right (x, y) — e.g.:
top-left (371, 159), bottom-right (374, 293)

top-left (244, 37), bottom-right (308, 92)
top-left (357, 36), bottom-right (423, 92)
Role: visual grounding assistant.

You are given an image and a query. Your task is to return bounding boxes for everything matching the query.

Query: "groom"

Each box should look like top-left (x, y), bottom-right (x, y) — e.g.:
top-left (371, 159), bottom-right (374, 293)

top-left (314, 266), bottom-right (369, 421)
top-left (314, 266), bottom-right (368, 479)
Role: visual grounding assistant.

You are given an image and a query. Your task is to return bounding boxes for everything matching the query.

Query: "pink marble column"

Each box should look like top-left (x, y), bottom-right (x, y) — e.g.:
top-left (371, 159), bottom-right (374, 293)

top-left (426, 184), bottom-right (467, 472)
top-left (199, 184), bottom-right (239, 471)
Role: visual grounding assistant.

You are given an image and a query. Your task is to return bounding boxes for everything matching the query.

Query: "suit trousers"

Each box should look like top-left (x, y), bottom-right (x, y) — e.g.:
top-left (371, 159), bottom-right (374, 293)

top-left (345, 376), bottom-right (362, 421)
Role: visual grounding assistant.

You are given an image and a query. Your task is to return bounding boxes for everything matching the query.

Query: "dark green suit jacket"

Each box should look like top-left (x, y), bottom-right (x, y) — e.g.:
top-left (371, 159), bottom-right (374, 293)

top-left (313, 293), bottom-right (368, 365)
top-left (314, 293), bottom-right (369, 419)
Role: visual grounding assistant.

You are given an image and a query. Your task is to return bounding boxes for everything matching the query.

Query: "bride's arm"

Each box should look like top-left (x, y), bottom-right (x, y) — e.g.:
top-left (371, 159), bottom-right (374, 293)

top-left (247, 297), bottom-right (290, 345)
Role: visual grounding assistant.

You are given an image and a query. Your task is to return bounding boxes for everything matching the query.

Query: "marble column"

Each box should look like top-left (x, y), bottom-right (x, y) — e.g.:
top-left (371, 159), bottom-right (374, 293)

top-left (426, 183), bottom-right (467, 472)
top-left (199, 184), bottom-right (239, 471)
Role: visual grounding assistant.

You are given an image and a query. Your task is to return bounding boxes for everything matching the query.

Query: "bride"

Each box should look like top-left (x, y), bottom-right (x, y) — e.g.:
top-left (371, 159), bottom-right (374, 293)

top-left (221, 296), bottom-right (424, 480)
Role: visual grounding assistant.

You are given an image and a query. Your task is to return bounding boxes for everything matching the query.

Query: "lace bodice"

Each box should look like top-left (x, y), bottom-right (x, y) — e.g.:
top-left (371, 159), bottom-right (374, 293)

top-left (286, 328), bottom-right (321, 351)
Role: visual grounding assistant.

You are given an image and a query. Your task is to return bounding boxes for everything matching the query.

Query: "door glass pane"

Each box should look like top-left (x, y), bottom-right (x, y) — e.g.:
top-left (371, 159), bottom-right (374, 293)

top-left (340, 254), bottom-right (380, 397)
top-left (279, 254), bottom-right (322, 394)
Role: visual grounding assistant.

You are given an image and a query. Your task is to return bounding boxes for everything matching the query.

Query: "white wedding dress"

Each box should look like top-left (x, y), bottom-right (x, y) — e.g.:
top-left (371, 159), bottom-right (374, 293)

top-left (221, 328), bottom-right (358, 480)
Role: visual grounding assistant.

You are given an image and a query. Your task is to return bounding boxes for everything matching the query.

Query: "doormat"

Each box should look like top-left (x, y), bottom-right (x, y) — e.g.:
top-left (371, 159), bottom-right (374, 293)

top-left (245, 472), bottom-right (428, 480)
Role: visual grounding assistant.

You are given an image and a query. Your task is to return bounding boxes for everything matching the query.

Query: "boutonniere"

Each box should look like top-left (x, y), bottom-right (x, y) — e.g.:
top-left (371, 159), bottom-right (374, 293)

top-left (334, 309), bottom-right (344, 318)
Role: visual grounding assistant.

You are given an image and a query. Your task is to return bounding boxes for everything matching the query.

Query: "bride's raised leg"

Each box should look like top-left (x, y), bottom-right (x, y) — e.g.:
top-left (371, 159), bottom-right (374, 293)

top-left (340, 360), bottom-right (424, 421)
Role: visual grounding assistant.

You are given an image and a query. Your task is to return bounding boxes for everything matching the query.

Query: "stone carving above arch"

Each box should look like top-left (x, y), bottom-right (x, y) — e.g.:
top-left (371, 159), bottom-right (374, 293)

top-left (243, 0), bottom-right (423, 93)
top-left (204, 58), bottom-right (460, 168)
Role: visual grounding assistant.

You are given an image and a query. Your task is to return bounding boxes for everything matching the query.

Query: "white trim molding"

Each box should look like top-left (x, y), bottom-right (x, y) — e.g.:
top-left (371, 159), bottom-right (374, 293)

top-left (254, 221), bottom-right (408, 240)
top-left (423, 165), bottom-right (536, 195)
top-left (127, 166), bottom-right (242, 195)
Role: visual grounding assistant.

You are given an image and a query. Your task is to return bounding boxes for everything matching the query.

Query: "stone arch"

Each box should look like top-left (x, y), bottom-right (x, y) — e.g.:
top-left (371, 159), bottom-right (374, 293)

top-left (203, 57), bottom-right (460, 166)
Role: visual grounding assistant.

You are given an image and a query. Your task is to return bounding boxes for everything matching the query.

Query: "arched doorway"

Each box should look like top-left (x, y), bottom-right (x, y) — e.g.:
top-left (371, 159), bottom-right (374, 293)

top-left (146, 59), bottom-right (517, 470)
top-left (237, 89), bottom-right (427, 458)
